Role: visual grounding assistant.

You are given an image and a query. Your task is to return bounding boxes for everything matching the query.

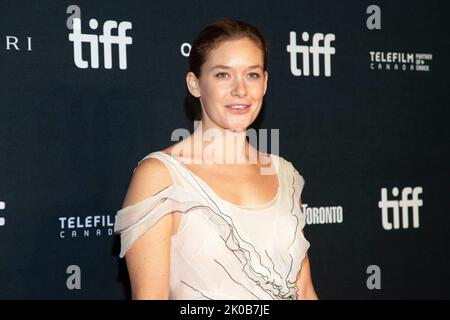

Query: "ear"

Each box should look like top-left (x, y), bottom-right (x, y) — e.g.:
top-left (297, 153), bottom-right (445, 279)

top-left (263, 70), bottom-right (268, 95)
top-left (186, 72), bottom-right (201, 98)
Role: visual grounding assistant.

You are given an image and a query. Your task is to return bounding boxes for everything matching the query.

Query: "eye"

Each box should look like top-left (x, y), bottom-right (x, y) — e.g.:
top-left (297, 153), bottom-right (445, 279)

top-left (248, 72), bottom-right (261, 79)
top-left (215, 72), bottom-right (229, 79)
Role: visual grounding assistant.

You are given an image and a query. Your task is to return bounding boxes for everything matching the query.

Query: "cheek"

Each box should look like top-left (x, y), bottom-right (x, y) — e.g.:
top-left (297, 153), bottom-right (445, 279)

top-left (202, 83), bottom-right (229, 104)
top-left (249, 83), bottom-right (266, 99)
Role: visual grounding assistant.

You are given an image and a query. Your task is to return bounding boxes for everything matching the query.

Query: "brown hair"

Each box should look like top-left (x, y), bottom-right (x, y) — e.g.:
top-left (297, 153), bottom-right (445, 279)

top-left (186, 19), bottom-right (268, 120)
top-left (189, 19), bottom-right (268, 77)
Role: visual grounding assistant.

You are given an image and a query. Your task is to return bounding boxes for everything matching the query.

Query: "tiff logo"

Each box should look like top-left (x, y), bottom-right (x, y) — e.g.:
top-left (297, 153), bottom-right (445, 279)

top-left (67, 14), bottom-right (132, 69)
top-left (287, 31), bottom-right (335, 77)
top-left (0, 201), bottom-right (5, 227)
top-left (378, 187), bottom-right (423, 230)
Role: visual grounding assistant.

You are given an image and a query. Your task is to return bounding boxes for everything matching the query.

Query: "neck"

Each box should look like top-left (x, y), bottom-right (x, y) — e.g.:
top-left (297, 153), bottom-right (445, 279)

top-left (188, 120), bottom-right (258, 165)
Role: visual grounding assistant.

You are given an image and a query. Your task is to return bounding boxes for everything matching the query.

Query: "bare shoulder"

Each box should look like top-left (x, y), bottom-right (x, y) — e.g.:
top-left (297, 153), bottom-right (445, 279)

top-left (122, 155), bottom-right (174, 209)
top-left (121, 154), bottom-right (175, 299)
top-left (277, 154), bottom-right (302, 174)
top-left (272, 153), bottom-right (290, 166)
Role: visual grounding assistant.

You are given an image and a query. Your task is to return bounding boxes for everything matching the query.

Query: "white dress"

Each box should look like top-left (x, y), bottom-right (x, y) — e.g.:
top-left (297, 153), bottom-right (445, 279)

top-left (114, 151), bottom-right (310, 300)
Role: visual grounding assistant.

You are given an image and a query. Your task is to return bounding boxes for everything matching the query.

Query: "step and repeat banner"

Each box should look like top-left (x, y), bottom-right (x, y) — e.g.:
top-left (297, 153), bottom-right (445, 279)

top-left (0, 0), bottom-right (448, 299)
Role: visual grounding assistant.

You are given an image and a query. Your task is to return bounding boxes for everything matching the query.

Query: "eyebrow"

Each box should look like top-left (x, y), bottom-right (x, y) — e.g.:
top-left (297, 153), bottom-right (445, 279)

top-left (211, 64), bottom-right (263, 70)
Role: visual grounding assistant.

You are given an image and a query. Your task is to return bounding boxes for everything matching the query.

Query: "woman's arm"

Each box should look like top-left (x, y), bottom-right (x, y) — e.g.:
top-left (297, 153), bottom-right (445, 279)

top-left (121, 158), bottom-right (174, 300)
top-left (295, 254), bottom-right (318, 300)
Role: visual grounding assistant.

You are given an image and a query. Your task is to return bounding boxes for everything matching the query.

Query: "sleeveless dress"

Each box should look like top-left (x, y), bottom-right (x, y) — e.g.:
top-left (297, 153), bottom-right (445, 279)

top-left (114, 151), bottom-right (310, 300)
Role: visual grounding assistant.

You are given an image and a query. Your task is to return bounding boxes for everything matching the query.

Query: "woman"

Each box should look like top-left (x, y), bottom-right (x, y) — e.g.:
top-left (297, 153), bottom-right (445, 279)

top-left (114, 19), bottom-right (318, 300)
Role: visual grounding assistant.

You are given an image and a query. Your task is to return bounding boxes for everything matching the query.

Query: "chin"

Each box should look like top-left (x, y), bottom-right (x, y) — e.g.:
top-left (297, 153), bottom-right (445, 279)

top-left (226, 121), bottom-right (251, 131)
top-left (227, 127), bottom-right (247, 133)
top-left (226, 118), bottom-right (254, 131)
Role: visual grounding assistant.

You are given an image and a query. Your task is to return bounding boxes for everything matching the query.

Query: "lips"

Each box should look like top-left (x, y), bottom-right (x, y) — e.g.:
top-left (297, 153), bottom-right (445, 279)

top-left (224, 104), bottom-right (251, 114)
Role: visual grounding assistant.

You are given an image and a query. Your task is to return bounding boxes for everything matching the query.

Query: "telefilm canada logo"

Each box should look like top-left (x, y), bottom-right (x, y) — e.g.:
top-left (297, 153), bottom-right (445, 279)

top-left (66, 5), bottom-right (132, 69)
top-left (369, 51), bottom-right (432, 72)
top-left (58, 215), bottom-right (115, 238)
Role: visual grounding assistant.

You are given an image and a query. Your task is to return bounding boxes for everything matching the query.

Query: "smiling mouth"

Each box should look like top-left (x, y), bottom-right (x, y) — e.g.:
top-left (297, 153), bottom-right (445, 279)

top-left (224, 104), bottom-right (251, 114)
top-left (225, 104), bottom-right (250, 109)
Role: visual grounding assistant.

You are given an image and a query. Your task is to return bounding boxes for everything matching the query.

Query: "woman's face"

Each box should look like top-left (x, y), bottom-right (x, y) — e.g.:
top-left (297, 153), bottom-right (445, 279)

top-left (187, 37), bottom-right (268, 132)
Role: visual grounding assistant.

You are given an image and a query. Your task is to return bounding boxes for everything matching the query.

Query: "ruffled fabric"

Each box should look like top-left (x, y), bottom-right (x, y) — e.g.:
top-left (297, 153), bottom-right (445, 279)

top-left (114, 151), bottom-right (310, 300)
top-left (114, 184), bottom-right (208, 258)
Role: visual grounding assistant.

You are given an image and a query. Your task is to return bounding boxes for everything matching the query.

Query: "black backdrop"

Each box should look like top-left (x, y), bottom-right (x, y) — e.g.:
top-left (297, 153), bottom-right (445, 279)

top-left (0, 0), bottom-right (449, 299)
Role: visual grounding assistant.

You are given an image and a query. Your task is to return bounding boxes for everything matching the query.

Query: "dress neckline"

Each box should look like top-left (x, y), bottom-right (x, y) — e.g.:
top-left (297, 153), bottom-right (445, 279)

top-left (157, 151), bottom-right (281, 212)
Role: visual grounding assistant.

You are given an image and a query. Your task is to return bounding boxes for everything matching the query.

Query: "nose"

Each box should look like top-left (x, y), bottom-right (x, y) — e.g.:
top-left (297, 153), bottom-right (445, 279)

top-left (231, 77), bottom-right (247, 97)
